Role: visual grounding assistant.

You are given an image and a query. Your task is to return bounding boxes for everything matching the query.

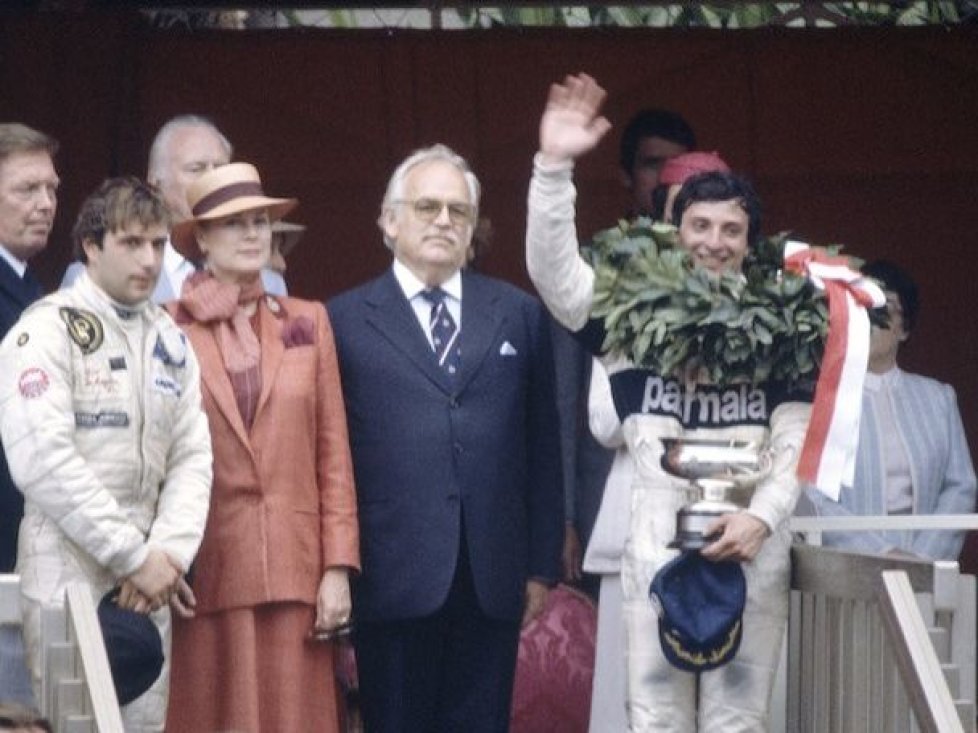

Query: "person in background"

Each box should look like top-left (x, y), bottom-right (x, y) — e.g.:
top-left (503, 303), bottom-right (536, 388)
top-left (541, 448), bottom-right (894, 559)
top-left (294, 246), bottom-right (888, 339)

top-left (0, 122), bottom-right (59, 708)
top-left (651, 150), bottom-right (731, 223)
top-left (268, 220), bottom-right (306, 277)
top-left (805, 260), bottom-right (976, 560)
top-left (618, 107), bottom-right (696, 218)
top-left (550, 319), bottom-right (611, 591)
top-left (0, 701), bottom-right (52, 733)
top-left (328, 144), bottom-right (562, 732)
top-left (60, 114), bottom-right (287, 298)
top-left (0, 177), bottom-right (213, 731)
top-left (165, 163), bottom-right (358, 733)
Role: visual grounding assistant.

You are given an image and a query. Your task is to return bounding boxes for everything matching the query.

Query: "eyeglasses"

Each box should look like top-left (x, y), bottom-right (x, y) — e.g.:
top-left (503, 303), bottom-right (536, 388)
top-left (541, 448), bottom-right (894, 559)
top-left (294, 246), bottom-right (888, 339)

top-left (395, 198), bottom-right (475, 226)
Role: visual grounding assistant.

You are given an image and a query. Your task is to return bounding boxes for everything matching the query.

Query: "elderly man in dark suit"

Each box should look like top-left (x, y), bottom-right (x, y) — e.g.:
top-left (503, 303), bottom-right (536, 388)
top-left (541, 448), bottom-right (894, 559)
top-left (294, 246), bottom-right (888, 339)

top-left (0, 123), bottom-right (59, 706)
top-left (328, 144), bottom-right (563, 732)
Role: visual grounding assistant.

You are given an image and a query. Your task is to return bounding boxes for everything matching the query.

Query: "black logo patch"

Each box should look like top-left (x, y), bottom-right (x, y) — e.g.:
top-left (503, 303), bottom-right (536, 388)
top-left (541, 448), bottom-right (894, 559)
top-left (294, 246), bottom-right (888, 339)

top-left (59, 308), bottom-right (104, 355)
top-left (109, 356), bottom-right (127, 371)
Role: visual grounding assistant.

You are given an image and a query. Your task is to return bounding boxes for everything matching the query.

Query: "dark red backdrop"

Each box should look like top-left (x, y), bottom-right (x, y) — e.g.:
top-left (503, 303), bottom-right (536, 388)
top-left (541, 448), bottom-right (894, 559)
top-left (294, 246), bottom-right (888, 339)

top-left (2, 12), bottom-right (977, 564)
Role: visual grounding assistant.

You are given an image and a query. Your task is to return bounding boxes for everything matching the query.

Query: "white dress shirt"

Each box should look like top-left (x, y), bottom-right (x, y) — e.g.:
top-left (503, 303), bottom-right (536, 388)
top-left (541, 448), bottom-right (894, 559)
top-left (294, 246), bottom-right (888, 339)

top-left (392, 260), bottom-right (461, 350)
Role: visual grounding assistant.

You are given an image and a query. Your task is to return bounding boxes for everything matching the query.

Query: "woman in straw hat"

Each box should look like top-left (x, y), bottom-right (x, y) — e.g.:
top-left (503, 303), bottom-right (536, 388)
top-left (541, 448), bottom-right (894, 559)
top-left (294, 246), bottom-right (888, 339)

top-left (164, 163), bottom-right (359, 732)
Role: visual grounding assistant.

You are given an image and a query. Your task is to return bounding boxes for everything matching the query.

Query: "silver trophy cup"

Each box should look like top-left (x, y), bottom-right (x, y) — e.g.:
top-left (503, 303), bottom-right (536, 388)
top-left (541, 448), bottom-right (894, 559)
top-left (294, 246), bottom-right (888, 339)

top-left (660, 437), bottom-right (772, 550)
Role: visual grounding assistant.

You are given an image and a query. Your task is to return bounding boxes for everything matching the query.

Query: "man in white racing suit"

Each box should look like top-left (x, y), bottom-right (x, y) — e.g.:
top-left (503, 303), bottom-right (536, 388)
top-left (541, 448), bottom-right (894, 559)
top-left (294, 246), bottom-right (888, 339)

top-left (526, 74), bottom-right (811, 731)
top-left (0, 177), bottom-right (212, 731)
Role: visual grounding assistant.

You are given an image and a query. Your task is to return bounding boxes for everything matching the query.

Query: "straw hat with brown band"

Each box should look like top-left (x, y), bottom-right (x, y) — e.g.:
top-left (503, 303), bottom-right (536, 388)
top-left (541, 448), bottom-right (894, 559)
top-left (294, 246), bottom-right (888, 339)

top-left (170, 162), bottom-right (297, 261)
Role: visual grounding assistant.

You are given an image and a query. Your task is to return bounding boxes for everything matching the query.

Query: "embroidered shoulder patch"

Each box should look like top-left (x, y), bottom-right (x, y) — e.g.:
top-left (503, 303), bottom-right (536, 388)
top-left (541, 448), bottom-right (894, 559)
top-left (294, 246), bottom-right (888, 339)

top-left (59, 307), bottom-right (104, 355)
top-left (152, 332), bottom-right (186, 367)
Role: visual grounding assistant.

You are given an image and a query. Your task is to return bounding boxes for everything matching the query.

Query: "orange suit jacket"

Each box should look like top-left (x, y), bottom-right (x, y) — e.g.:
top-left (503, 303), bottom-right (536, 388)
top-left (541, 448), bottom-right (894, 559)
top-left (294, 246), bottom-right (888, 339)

top-left (171, 295), bottom-right (360, 613)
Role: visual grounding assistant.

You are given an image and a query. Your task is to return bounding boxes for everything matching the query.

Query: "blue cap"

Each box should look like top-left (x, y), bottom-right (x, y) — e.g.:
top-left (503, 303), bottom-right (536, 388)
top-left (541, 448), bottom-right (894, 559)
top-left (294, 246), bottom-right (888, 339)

top-left (97, 590), bottom-right (164, 705)
top-left (649, 552), bottom-right (746, 673)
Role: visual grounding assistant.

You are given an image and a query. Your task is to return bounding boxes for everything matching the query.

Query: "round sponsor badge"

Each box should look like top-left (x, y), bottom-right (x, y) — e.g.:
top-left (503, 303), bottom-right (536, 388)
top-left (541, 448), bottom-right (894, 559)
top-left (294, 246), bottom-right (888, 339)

top-left (18, 367), bottom-right (50, 399)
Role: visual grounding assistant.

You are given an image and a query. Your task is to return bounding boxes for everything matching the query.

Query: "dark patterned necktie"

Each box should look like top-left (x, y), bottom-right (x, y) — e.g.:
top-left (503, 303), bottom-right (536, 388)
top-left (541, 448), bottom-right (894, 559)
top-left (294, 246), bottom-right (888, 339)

top-left (421, 288), bottom-right (460, 376)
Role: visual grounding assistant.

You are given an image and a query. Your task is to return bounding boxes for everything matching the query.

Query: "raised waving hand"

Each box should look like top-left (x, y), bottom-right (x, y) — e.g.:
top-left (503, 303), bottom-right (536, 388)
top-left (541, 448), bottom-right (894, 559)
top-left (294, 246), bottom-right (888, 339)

top-left (539, 73), bottom-right (613, 165)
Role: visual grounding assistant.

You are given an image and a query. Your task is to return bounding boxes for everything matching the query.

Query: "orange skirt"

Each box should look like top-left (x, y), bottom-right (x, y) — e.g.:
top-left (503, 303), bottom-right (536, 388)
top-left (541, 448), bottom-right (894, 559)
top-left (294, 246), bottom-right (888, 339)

top-left (166, 601), bottom-right (342, 733)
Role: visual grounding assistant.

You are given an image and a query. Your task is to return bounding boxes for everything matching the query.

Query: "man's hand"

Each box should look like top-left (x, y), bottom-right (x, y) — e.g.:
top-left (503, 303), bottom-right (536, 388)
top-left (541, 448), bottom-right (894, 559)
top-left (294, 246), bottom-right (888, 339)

top-left (169, 576), bottom-right (198, 619)
top-left (125, 548), bottom-right (180, 610)
top-left (521, 579), bottom-right (550, 628)
top-left (315, 567), bottom-right (352, 632)
top-left (539, 73), bottom-right (613, 166)
top-left (562, 523), bottom-right (583, 583)
top-left (699, 512), bottom-right (770, 562)
top-left (116, 579), bottom-right (153, 615)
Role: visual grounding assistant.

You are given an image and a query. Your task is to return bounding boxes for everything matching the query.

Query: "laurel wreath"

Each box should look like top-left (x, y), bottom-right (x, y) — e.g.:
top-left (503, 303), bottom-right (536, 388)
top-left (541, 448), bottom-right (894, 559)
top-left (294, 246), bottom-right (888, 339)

top-left (587, 218), bottom-right (838, 387)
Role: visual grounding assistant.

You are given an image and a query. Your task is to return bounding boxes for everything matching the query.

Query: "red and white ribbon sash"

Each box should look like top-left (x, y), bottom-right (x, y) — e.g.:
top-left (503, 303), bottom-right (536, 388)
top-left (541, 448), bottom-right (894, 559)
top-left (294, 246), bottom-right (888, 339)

top-left (783, 241), bottom-right (885, 500)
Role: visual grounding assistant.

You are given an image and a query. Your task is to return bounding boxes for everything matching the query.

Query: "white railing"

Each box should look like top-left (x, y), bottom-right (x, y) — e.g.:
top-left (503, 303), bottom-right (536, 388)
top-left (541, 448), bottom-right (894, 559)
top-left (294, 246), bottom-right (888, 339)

top-left (782, 513), bottom-right (978, 733)
top-left (790, 513), bottom-right (978, 539)
top-left (0, 573), bottom-right (19, 625)
top-left (879, 569), bottom-right (965, 732)
top-left (1, 575), bottom-right (123, 733)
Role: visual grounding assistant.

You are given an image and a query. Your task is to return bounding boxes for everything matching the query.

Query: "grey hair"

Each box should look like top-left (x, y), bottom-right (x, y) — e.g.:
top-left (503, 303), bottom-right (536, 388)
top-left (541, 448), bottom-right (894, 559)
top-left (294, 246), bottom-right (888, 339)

top-left (146, 114), bottom-right (232, 180)
top-left (378, 144), bottom-right (480, 250)
top-left (0, 123), bottom-right (58, 166)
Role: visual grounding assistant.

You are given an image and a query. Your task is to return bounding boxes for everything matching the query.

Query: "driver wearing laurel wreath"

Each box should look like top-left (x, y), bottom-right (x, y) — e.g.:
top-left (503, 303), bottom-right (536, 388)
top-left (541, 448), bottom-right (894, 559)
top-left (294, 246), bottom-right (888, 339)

top-left (526, 73), bottom-right (813, 731)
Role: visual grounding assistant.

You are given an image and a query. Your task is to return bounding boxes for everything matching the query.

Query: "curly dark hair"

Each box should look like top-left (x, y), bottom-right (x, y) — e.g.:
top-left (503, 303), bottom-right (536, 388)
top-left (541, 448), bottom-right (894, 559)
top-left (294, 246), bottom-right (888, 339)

top-left (72, 177), bottom-right (171, 263)
top-left (618, 108), bottom-right (696, 175)
top-left (671, 171), bottom-right (762, 249)
top-left (862, 259), bottom-right (919, 334)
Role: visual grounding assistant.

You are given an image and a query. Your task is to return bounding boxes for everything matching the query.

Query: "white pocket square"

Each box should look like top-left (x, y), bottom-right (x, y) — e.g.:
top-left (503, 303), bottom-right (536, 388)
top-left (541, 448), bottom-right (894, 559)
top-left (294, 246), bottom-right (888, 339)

top-left (499, 341), bottom-right (518, 356)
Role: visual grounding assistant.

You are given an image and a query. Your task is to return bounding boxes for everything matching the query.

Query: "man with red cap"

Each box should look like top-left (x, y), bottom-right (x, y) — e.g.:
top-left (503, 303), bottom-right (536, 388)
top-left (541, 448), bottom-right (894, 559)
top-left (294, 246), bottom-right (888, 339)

top-left (653, 151), bottom-right (731, 223)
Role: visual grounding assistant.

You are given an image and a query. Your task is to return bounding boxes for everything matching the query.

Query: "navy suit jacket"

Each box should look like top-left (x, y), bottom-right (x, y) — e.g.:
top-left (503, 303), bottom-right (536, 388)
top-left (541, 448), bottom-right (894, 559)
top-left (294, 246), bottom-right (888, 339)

top-left (328, 268), bottom-right (563, 623)
top-left (0, 257), bottom-right (43, 571)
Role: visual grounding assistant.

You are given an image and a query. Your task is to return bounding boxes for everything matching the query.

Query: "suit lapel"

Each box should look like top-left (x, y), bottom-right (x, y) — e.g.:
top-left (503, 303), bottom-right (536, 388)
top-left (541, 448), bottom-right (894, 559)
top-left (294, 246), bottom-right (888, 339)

top-left (364, 271), bottom-right (453, 393)
top-left (455, 272), bottom-right (504, 394)
top-left (0, 258), bottom-right (37, 310)
top-left (254, 297), bottom-right (285, 422)
top-left (190, 322), bottom-right (253, 450)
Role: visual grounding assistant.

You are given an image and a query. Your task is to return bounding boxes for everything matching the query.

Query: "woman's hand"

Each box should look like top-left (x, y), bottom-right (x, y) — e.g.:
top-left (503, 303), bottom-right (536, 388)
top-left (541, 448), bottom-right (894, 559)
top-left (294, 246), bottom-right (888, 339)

top-left (169, 576), bottom-right (198, 619)
top-left (315, 567), bottom-right (352, 632)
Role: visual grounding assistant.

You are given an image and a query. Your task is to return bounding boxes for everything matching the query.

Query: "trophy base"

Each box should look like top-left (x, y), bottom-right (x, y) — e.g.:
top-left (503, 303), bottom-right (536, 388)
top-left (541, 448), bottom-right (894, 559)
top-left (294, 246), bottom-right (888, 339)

top-left (667, 501), bottom-right (740, 551)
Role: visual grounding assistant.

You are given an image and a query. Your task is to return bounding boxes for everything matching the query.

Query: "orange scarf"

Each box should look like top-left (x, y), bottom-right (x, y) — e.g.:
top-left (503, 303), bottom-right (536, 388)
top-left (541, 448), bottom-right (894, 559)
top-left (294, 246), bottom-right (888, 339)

top-left (181, 270), bottom-right (264, 428)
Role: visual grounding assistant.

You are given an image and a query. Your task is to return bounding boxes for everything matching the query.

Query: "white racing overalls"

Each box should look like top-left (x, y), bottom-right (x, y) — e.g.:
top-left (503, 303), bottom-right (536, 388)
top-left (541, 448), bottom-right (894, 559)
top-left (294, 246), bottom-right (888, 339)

top-left (526, 154), bottom-right (810, 731)
top-left (0, 272), bottom-right (212, 731)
